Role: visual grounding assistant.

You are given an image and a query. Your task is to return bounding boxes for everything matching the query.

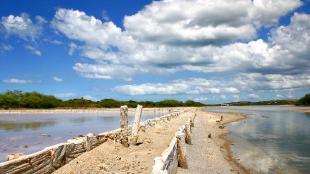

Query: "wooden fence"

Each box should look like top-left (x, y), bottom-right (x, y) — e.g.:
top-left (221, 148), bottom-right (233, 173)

top-left (0, 110), bottom-right (184, 174)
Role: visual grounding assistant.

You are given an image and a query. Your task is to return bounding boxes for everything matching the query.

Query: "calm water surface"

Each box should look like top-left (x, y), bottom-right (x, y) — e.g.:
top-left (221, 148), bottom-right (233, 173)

top-left (0, 110), bottom-right (168, 162)
top-left (206, 106), bottom-right (310, 174)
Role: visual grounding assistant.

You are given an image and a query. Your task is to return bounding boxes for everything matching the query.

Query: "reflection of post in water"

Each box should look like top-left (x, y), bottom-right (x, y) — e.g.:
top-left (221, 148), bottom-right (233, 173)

top-left (120, 105), bottom-right (129, 147)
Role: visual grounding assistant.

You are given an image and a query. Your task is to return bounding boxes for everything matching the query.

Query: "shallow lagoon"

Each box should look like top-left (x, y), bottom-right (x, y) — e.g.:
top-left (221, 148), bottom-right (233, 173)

top-left (206, 106), bottom-right (310, 174)
top-left (0, 109), bottom-right (168, 162)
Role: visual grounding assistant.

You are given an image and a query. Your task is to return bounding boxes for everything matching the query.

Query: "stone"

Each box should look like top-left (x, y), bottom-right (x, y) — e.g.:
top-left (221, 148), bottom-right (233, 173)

top-left (6, 153), bottom-right (25, 161)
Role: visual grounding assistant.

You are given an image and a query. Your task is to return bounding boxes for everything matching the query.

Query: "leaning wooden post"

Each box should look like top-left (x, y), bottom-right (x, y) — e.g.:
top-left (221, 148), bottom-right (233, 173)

top-left (120, 105), bottom-right (129, 147)
top-left (130, 104), bottom-right (143, 145)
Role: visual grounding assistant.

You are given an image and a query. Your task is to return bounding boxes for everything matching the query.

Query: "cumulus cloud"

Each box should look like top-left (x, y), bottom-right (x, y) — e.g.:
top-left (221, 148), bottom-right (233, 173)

top-left (53, 76), bottom-right (63, 82)
top-left (114, 78), bottom-right (240, 95)
top-left (73, 63), bottom-right (135, 81)
top-left (25, 45), bottom-right (42, 56)
top-left (51, 1), bottom-right (307, 82)
top-left (3, 78), bottom-right (32, 84)
top-left (124, 0), bottom-right (301, 46)
top-left (234, 73), bottom-right (310, 91)
top-left (1, 13), bottom-right (46, 40)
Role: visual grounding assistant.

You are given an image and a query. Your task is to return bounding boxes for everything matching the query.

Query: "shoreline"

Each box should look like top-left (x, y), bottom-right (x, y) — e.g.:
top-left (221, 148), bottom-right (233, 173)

top-left (0, 107), bottom-right (185, 115)
top-left (205, 110), bottom-right (251, 174)
top-left (220, 113), bottom-right (251, 174)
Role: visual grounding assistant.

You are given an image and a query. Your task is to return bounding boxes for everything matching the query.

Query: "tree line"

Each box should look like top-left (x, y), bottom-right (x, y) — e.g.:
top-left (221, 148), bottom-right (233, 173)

top-left (0, 90), bottom-right (206, 109)
top-left (223, 93), bottom-right (310, 106)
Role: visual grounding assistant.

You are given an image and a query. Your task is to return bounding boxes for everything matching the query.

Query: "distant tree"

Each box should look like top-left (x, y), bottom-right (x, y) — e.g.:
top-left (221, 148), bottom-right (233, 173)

top-left (184, 100), bottom-right (205, 106)
top-left (296, 93), bottom-right (310, 106)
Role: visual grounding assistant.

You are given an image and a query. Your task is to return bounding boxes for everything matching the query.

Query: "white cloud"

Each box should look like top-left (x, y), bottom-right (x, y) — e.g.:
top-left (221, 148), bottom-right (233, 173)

top-left (3, 78), bottom-right (32, 84)
top-left (68, 42), bottom-right (78, 55)
top-left (234, 73), bottom-right (310, 91)
top-left (73, 63), bottom-right (134, 81)
top-left (124, 0), bottom-right (301, 46)
top-left (50, 40), bottom-right (62, 45)
top-left (51, 1), bottom-right (309, 97)
top-left (83, 95), bottom-right (99, 101)
top-left (1, 13), bottom-right (46, 40)
top-left (114, 78), bottom-right (239, 95)
top-left (194, 97), bottom-right (208, 102)
top-left (54, 92), bottom-right (75, 99)
top-left (53, 76), bottom-right (63, 82)
top-left (25, 45), bottom-right (42, 56)
top-left (248, 93), bottom-right (260, 100)
top-left (276, 94), bottom-right (283, 99)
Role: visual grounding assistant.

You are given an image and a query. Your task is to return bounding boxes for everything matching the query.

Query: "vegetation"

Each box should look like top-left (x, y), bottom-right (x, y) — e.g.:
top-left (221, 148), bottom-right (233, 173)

top-left (0, 90), bottom-right (205, 109)
top-left (295, 93), bottom-right (310, 106)
top-left (224, 100), bottom-right (296, 106)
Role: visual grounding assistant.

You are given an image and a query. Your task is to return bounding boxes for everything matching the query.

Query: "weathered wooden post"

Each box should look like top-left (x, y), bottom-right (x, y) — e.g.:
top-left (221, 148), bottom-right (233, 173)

top-left (120, 105), bottom-right (129, 147)
top-left (176, 131), bottom-right (188, 168)
top-left (130, 104), bottom-right (143, 145)
top-left (86, 133), bottom-right (96, 151)
top-left (185, 119), bottom-right (192, 144)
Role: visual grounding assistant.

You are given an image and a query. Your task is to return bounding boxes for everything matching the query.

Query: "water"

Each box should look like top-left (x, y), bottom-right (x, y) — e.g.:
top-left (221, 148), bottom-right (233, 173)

top-left (0, 109), bottom-right (168, 162)
top-left (206, 106), bottom-right (310, 174)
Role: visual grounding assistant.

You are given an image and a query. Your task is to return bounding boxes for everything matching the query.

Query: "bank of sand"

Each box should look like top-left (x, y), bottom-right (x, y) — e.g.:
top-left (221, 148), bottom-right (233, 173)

top-left (52, 108), bottom-right (248, 174)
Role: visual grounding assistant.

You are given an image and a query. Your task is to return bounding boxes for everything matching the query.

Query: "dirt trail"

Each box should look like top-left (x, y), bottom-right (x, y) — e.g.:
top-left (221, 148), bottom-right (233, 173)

top-left (178, 110), bottom-right (247, 174)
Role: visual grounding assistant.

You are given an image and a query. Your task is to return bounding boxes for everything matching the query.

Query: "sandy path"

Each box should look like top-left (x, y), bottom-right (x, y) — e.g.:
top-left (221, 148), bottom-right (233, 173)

top-left (53, 110), bottom-right (194, 174)
top-left (177, 110), bottom-right (208, 173)
top-left (178, 110), bottom-right (243, 174)
top-left (52, 109), bottom-right (248, 174)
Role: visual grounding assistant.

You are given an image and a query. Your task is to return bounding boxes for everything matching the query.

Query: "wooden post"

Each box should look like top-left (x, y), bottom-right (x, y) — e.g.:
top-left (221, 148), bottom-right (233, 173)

top-left (120, 105), bottom-right (129, 147)
top-left (130, 104), bottom-right (143, 145)
top-left (185, 120), bottom-right (192, 144)
top-left (176, 132), bottom-right (188, 168)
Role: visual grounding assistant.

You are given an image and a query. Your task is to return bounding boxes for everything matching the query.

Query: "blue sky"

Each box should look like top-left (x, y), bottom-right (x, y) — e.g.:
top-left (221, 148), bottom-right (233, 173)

top-left (0, 0), bottom-right (309, 104)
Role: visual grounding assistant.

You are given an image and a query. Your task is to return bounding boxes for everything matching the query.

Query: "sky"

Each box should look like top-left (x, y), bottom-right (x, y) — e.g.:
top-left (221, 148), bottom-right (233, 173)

top-left (0, 0), bottom-right (309, 104)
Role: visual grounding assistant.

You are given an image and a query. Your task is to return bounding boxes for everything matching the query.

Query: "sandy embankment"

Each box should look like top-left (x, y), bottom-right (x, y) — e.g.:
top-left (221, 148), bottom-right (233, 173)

top-left (52, 108), bottom-right (248, 174)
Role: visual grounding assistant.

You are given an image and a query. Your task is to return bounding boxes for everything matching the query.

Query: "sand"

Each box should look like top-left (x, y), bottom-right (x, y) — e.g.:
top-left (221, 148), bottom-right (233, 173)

top-left (52, 108), bottom-right (248, 174)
